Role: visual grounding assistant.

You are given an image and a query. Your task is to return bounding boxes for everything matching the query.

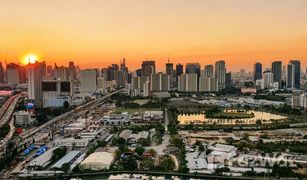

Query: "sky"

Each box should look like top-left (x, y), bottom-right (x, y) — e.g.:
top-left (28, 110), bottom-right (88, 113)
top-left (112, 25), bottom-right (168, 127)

top-left (0, 0), bottom-right (307, 71)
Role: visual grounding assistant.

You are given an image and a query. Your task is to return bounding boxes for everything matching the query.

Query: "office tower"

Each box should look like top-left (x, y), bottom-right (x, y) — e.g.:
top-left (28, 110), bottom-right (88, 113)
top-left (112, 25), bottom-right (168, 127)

top-left (204, 65), bottom-right (214, 77)
top-left (42, 79), bottom-right (73, 107)
top-left (136, 69), bottom-right (142, 77)
top-left (54, 64), bottom-right (70, 81)
top-left (141, 61), bottom-right (156, 77)
top-left (199, 77), bottom-right (218, 92)
top-left (287, 63), bottom-right (295, 88)
top-left (186, 63), bottom-right (200, 77)
top-left (131, 76), bottom-right (149, 95)
top-left (289, 60), bottom-right (301, 89)
top-left (253, 62), bottom-right (262, 81)
top-left (0, 62), bottom-right (4, 83)
top-left (116, 70), bottom-right (126, 86)
top-left (106, 64), bottom-right (119, 81)
top-left (165, 63), bottom-right (173, 76)
top-left (215, 60), bottom-right (226, 89)
top-left (27, 62), bottom-right (43, 107)
top-left (272, 61), bottom-right (282, 88)
top-left (263, 68), bottom-right (273, 89)
top-left (176, 64), bottom-right (183, 77)
top-left (6, 63), bottom-right (20, 84)
top-left (150, 73), bottom-right (170, 92)
top-left (226, 72), bottom-right (232, 88)
top-left (80, 69), bottom-right (97, 93)
top-left (68, 61), bottom-right (77, 80)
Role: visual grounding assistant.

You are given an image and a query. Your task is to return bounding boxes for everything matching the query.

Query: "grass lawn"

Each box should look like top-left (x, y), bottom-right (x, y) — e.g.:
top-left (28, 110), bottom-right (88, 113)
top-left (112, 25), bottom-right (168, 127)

top-left (113, 107), bottom-right (161, 114)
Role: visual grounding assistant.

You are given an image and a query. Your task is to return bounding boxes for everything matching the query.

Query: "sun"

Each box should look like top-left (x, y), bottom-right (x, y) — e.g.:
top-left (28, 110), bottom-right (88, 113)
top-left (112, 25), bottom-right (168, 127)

top-left (25, 54), bottom-right (37, 64)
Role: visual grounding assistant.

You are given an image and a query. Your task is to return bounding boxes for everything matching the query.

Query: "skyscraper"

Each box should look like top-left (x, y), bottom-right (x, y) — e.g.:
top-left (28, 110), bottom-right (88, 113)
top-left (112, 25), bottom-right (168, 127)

top-left (204, 65), bottom-right (214, 77)
top-left (27, 62), bottom-right (43, 107)
top-left (0, 62), bottom-right (4, 83)
top-left (150, 73), bottom-right (170, 92)
top-left (253, 62), bottom-right (262, 81)
top-left (141, 61), bottom-right (156, 77)
top-left (80, 69), bottom-right (97, 93)
top-left (215, 60), bottom-right (226, 90)
top-left (176, 64), bottom-right (183, 77)
top-left (289, 60), bottom-right (301, 89)
top-left (186, 63), bottom-right (200, 77)
top-left (6, 63), bottom-right (20, 84)
top-left (272, 61), bottom-right (282, 88)
top-left (165, 63), bottom-right (173, 76)
top-left (263, 68), bottom-right (273, 89)
top-left (287, 63), bottom-right (295, 88)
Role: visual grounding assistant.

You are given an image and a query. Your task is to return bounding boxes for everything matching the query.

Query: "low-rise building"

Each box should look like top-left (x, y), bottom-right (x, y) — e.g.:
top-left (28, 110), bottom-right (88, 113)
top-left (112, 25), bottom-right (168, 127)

top-left (80, 152), bottom-right (114, 170)
top-left (53, 138), bottom-right (90, 147)
top-left (14, 110), bottom-right (36, 127)
top-left (101, 113), bottom-right (130, 125)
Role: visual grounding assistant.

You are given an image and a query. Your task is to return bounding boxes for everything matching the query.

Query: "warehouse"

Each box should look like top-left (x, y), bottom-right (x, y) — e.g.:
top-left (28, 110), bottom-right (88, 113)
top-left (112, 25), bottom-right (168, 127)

top-left (53, 138), bottom-right (89, 147)
top-left (79, 152), bottom-right (114, 170)
top-left (51, 151), bottom-right (82, 170)
top-left (28, 147), bottom-right (59, 169)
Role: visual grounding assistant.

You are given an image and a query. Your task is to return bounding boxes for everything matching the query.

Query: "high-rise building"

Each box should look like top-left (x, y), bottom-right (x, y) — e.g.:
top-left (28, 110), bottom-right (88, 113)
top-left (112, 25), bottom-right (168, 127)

top-left (289, 60), bottom-right (301, 89)
top-left (166, 63), bottom-right (173, 76)
top-left (263, 68), bottom-right (273, 89)
top-left (253, 62), bottom-right (262, 81)
top-left (287, 63), bottom-right (295, 89)
top-left (0, 62), bottom-right (4, 83)
top-left (54, 64), bottom-right (70, 81)
top-left (6, 63), bottom-right (20, 84)
top-left (176, 64), bottom-right (183, 77)
top-left (27, 62), bottom-right (43, 107)
top-left (226, 72), bottom-right (232, 88)
top-left (68, 61), bottom-right (77, 80)
top-left (204, 65), bottom-right (214, 77)
top-left (272, 61), bottom-right (282, 88)
top-left (141, 61), bottom-right (156, 77)
top-left (215, 60), bottom-right (226, 90)
top-left (150, 73), bottom-right (170, 92)
top-left (178, 74), bottom-right (198, 92)
top-left (199, 77), bottom-right (218, 92)
top-left (186, 63), bottom-right (200, 77)
top-left (80, 69), bottom-right (97, 93)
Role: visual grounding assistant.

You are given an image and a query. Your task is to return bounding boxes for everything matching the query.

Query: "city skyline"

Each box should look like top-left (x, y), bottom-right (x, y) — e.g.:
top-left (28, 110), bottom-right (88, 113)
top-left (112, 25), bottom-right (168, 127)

top-left (1, 0), bottom-right (307, 71)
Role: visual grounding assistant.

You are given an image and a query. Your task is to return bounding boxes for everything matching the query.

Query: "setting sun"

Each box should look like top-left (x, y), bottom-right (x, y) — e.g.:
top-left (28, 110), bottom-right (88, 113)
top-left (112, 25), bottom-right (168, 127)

top-left (24, 54), bottom-right (37, 64)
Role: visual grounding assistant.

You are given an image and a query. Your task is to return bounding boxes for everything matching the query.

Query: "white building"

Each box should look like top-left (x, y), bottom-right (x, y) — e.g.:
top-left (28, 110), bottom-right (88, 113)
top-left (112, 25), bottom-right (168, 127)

top-left (80, 152), bottom-right (115, 170)
top-left (100, 113), bottom-right (130, 125)
top-left (199, 77), bottom-right (218, 92)
top-left (80, 69), bottom-right (97, 93)
top-left (53, 138), bottom-right (90, 147)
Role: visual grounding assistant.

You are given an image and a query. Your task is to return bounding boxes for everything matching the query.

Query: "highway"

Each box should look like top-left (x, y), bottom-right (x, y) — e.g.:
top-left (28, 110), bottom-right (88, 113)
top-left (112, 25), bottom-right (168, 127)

top-left (0, 94), bottom-right (22, 152)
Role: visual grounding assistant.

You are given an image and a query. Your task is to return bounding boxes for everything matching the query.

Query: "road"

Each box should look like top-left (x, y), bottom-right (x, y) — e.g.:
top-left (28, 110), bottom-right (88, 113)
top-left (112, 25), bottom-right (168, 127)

top-left (0, 94), bottom-right (22, 152)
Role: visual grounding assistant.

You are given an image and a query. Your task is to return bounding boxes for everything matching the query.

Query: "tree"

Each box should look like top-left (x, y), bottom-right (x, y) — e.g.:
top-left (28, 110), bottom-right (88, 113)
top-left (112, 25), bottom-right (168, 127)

top-left (159, 156), bottom-right (175, 172)
top-left (63, 101), bottom-right (70, 109)
top-left (121, 156), bottom-right (138, 171)
top-left (138, 138), bottom-right (149, 146)
top-left (148, 149), bottom-right (157, 157)
top-left (61, 163), bottom-right (71, 173)
top-left (51, 147), bottom-right (67, 162)
top-left (141, 159), bottom-right (155, 171)
top-left (135, 146), bottom-right (145, 156)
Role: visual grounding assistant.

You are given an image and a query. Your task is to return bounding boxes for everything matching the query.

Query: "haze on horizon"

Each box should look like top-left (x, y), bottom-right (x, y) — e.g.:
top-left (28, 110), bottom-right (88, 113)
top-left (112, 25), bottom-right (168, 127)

top-left (0, 0), bottom-right (307, 71)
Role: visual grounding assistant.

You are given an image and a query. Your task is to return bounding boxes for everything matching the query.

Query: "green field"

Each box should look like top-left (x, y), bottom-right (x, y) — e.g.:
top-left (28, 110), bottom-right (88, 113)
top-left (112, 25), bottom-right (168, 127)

top-left (113, 108), bottom-right (161, 114)
top-left (133, 99), bottom-right (150, 105)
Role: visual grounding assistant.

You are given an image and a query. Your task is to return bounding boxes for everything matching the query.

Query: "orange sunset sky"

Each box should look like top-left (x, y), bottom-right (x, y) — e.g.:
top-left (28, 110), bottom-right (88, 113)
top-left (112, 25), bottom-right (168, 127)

top-left (0, 0), bottom-right (307, 71)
